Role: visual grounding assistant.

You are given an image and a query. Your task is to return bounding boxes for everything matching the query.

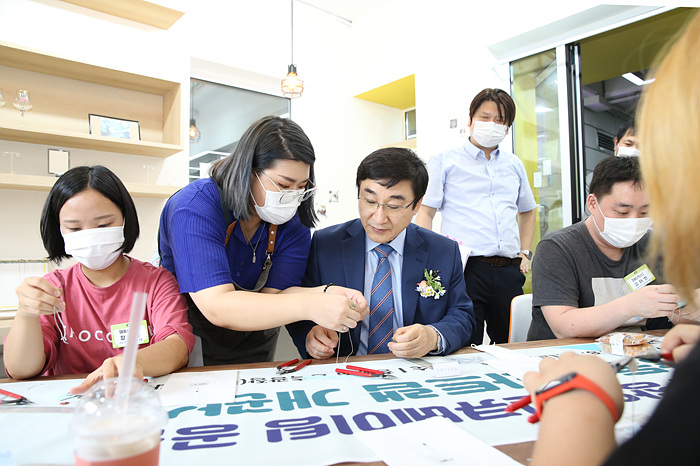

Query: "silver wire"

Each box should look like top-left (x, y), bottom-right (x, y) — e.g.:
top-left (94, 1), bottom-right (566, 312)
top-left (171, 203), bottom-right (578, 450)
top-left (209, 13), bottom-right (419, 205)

top-left (53, 306), bottom-right (68, 343)
top-left (335, 328), bottom-right (353, 365)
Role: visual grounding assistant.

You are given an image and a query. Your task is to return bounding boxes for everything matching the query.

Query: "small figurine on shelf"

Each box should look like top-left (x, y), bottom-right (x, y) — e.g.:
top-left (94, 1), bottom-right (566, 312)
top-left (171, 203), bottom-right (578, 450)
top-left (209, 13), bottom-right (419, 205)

top-left (13, 89), bottom-right (32, 126)
top-left (3, 151), bottom-right (21, 174)
top-left (143, 164), bottom-right (155, 184)
top-left (0, 86), bottom-right (6, 107)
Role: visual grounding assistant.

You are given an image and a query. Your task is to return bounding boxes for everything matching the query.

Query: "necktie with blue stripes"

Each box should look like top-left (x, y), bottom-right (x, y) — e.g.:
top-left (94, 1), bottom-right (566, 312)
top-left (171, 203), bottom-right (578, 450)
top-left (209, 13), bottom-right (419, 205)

top-left (368, 243), bottom-right (395, 354)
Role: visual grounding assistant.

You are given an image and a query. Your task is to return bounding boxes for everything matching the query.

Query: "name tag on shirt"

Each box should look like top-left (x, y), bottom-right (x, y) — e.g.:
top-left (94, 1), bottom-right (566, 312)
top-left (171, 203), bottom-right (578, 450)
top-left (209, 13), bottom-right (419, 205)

top-left (624, 265), bottom-right (656, 291)
top-left (111, 320), bottom-right (150, 348)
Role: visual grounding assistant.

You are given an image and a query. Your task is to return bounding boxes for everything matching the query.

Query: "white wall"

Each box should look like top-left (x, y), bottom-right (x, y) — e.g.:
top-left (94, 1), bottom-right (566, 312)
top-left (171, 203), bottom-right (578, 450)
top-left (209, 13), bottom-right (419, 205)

top-left (0, 0), bottom-right (673, 265)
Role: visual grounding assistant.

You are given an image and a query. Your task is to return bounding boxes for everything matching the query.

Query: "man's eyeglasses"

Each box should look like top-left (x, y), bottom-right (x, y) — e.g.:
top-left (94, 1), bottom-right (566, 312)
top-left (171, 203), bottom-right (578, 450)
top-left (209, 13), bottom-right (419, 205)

top-left (260, 170), bottom-right (316, 204)
top-left (358, 197), bottom-right (414, 214)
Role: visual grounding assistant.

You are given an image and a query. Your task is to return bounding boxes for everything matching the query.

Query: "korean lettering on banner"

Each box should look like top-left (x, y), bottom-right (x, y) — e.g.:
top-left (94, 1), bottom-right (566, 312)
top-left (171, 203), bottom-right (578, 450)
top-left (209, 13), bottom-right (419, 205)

top-left (159, 346), bottom-right (672, 462)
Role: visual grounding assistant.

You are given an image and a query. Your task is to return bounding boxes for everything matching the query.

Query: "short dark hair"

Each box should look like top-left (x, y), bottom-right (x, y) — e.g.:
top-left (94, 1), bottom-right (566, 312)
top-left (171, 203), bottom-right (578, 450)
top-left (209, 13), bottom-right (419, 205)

top-left (616, 120), bottom-right (636, 142)
top-left (469, 88), bottom-right (516, 127)
top-left (589, 156), bottom-right (642, 199)
top-left (356, 147), bottom-right (428, 208)
top-left (210, 116), bottom-right (317, 228)
top-left (40, 165), bottom-right (140, 263)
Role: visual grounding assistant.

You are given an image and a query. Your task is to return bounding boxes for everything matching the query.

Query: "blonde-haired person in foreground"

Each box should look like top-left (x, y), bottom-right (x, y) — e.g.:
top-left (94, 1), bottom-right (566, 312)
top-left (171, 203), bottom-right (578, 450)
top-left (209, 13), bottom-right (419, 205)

top-left (521, 13), bottom-right (700, 466)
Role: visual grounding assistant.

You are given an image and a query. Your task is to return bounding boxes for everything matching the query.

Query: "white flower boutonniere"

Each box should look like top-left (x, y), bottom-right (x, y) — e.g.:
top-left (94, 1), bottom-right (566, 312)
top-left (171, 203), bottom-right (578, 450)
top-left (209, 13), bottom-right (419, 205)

top-left (416, 269), bottom-right (446, 300)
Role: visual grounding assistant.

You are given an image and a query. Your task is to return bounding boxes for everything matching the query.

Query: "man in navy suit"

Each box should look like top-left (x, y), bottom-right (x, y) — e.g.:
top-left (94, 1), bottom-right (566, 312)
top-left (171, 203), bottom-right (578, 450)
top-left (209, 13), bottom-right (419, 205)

top-left (287, 148), bottom-right (475, 359)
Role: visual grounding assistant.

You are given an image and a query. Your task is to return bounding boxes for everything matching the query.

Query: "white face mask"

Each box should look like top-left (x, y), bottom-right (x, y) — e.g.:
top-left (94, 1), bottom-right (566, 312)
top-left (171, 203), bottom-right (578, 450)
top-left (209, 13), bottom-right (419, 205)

top-left (471, 120), bottom-right (508, 148)
top-left (62, 225), bottom-right (125, 270)
top-left (591, 202), bottom-right (652, 248)
top-left (616, 146), bottom-right (641, 157)
top-left (252, 173), bottom-right (302, 225)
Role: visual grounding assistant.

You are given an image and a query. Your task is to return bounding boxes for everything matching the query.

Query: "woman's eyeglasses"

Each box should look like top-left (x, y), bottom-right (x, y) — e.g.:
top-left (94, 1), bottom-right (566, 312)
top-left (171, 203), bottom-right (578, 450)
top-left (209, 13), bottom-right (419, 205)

top-left (260, 170), bottom-right (316, 204)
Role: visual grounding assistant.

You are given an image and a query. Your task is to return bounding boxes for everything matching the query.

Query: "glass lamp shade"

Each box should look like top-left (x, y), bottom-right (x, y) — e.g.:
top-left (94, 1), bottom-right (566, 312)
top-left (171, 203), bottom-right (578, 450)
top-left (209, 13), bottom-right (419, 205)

top-left (281, 64), bottom-right (304, 98)
top-left (189, 119), bottom-right (201, 143)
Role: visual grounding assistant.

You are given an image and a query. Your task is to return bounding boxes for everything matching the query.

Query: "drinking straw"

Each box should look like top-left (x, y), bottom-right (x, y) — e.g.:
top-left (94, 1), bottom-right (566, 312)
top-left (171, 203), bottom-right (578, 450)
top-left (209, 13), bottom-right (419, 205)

top-left (115, 292), bottom-right (148, 405)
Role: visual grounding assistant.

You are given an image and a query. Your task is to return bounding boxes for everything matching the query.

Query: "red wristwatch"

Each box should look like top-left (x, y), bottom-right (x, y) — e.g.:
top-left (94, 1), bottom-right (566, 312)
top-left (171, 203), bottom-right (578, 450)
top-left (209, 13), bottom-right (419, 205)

top-left (534, 372), bottom-right (620, 422)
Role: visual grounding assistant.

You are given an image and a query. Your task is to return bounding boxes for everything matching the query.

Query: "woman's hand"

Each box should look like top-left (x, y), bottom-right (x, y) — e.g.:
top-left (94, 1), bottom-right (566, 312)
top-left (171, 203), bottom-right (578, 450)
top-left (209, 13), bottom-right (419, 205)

top-left (525, 353), bottom-right (623, 466)
top-left (16, 277), bottom-right (65, 317)
top-left (70, 356), bottom-right (144, 395)
top-left (308, 286), bottom-right (368, 333)
top-left (324, 285), bottom-right (369, 319)
top-left (523, 352), bottom-right (624, 420)
top-left (661, 323), bottom-right (700, 363)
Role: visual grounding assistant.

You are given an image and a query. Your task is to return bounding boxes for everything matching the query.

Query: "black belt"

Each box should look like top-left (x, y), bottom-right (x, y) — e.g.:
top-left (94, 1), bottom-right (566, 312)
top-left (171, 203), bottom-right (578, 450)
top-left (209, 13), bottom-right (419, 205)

top-left (471, 255), bottom-right (522, 267)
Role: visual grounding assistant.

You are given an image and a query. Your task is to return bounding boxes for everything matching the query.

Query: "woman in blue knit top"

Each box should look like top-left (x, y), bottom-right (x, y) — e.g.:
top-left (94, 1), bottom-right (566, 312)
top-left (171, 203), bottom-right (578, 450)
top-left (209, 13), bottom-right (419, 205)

top-left (159, 116), bottom-right (368, 365)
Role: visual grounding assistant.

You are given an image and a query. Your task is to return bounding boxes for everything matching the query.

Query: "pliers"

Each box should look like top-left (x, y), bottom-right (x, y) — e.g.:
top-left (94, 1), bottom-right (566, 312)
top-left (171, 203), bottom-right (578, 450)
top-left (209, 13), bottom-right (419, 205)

top-left (0, 388), bottom-right (32, 405)
top-left (276, 358), bottom-right (311, 375)
top-left (335, 365), bottom-right (397, 379)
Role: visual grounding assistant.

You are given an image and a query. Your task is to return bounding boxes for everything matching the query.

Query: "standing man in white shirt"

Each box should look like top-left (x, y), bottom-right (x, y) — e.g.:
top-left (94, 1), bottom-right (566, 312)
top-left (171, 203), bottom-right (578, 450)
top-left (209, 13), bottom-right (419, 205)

top-left (416, 88), bottom-right (537, 344)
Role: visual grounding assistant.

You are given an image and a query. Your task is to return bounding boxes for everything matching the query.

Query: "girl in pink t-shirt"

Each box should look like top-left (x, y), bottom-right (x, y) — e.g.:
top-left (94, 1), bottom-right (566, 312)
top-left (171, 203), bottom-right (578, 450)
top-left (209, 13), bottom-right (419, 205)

top-left (4, 165), bottom-right (194, 394)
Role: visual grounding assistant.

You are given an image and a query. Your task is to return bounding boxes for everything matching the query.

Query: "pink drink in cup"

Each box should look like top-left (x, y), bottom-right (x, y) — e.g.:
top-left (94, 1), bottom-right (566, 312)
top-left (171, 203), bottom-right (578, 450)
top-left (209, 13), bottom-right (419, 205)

top-left (72, 377), bottom-right (166, 466)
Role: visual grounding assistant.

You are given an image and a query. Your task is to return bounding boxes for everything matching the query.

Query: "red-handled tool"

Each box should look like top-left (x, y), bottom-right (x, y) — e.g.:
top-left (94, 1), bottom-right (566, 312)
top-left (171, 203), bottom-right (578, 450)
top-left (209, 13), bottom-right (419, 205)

top-left (335, 365), bottom-right (396, 379)
top-left (276, 358), bottom-right (311, 375)
top-left (0, 387), bottom-right (32, 405)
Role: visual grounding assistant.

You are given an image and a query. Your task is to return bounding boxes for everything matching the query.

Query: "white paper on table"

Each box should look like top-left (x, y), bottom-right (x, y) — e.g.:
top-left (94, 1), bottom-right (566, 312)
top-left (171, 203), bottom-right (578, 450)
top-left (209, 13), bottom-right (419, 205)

top-left (355, 416), bottom-right (521, 466)
top-left (431, 360), bottom-right (461, 378)
top-left (157, 370), bottom-right (238, 407)
top-left (471, 344), bottom-right (541, 380)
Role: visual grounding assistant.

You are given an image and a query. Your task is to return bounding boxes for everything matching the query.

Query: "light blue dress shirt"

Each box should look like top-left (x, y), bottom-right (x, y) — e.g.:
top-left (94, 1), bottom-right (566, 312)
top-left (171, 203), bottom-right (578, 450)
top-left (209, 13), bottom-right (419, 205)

top-left (357, 229), bottom-right (444, 355)
top-left (423, 138), bottom-right (537, 258)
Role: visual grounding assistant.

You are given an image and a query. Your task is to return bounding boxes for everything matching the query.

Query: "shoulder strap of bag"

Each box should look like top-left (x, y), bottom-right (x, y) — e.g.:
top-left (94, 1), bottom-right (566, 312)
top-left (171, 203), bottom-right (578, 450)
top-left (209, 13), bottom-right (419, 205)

top-left (217, 184), bottom-right (277, 292)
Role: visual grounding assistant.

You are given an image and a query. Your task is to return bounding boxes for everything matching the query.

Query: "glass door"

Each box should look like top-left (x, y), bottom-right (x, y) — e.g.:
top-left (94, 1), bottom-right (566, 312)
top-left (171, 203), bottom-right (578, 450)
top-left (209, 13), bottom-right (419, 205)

top-left (510, 45), bottom-right (581, 291)
top-left (188, 78), bottom-right (291, 183)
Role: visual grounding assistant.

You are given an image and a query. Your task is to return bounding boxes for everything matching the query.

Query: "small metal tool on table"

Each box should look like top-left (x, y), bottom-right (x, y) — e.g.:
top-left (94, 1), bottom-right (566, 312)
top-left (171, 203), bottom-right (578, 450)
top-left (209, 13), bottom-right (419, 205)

top-left (276, 358), bottom-right (311, 375)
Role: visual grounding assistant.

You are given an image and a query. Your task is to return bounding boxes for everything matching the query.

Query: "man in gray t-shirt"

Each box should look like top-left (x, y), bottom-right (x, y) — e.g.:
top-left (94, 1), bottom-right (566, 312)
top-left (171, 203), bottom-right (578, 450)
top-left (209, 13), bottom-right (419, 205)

top-left (527, 156), bottom-right (678, 341)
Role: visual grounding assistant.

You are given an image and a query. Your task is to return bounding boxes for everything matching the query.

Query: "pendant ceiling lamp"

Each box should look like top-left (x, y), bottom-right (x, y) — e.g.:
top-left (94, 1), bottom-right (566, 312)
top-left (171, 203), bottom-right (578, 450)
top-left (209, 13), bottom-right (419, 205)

top-left (281, 0), bottom-right (303, 98)
top-left (189, 81), bottom-right (201, 142)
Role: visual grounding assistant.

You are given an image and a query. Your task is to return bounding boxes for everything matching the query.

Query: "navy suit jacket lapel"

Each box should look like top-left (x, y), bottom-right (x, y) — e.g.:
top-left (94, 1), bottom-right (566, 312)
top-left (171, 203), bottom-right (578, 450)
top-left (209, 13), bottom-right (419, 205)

top-left (340, 219), bottom-right (366, 352)
top-left (340, 219), bottom-right (366, 292)
top-left (402, 224), bottom-right (429, 326)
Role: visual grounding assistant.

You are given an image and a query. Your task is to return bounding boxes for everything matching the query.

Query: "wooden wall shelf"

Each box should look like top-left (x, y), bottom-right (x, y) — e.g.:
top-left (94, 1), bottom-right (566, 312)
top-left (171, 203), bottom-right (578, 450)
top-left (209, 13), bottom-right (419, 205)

top-left (0, 173), bottom-right (180, 199)
top-left (0, 124), bottom-right (181, 158)
top-left (0, 42), bottom-right (182, 156)
top-left (60, 0), bottom-right (185, 30)
top-left (0, 124), bottom-right (182, 158)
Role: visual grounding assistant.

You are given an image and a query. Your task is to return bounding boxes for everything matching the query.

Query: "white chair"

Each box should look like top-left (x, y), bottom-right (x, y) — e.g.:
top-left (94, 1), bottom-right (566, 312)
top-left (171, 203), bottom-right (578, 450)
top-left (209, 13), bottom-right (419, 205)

top-left (508, 294), bottom-right (533, 343)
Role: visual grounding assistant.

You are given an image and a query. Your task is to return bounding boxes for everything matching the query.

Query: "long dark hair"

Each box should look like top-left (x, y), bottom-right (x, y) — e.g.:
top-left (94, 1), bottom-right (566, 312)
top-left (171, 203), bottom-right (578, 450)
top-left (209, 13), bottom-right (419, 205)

top-left (210, 116), bottom-right (318, 228)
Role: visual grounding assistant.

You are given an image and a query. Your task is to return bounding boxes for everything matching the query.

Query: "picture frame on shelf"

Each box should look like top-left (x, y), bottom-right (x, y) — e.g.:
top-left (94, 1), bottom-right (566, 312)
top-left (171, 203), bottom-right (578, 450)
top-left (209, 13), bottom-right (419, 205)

top-left (88, 114), bottom-right (141, 141)
top-left (48, 149), bottom-right (70, 176)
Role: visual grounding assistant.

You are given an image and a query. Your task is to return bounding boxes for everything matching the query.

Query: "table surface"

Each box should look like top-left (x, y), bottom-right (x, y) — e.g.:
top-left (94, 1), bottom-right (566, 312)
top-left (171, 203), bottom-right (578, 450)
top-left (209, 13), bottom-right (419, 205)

top-left (1, 332), bottom-right (667, 465)
top-left (189, 337), bottom-right (592, 466)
